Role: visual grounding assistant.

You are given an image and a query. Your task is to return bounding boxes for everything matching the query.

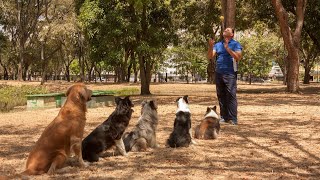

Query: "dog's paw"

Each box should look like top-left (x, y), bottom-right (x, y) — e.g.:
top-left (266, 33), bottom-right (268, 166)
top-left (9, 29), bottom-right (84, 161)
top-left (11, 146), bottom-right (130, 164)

top-left (47, 168), bottom-right (55, 175)
top-left (79, 161), bottom-right (89, 168)
top-left (153, 144), bottom-right (160, 148)
top-left (191, 139), bottom-right (197, 145)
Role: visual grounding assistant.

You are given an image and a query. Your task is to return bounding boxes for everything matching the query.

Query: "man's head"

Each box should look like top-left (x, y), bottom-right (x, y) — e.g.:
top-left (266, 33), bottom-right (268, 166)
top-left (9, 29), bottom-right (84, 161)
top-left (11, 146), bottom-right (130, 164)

top-left (223, 27), bottom-right (234, 38)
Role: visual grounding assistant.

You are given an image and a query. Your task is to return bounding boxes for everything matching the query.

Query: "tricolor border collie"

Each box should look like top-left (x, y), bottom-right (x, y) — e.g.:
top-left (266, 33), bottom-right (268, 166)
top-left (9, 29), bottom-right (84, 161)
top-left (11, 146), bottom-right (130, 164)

top-left (194, 106), bottom-right (220, 140)
top-left (81, 96), bottom-right (134, 162)
top-left (167, 95), bottom-right (193, 148)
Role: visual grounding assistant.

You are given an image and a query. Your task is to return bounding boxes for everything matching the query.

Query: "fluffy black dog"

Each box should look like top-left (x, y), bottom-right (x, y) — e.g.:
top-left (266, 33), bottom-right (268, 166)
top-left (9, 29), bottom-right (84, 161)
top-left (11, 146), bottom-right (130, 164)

top-left (167, 95), bottom-right (192, 148)
top-left (82, 96), bottom-right (134, 162)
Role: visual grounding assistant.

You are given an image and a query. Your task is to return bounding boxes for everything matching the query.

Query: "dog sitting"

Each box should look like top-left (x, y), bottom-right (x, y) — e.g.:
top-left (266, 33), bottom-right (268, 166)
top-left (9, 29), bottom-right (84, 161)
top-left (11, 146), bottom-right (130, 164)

top-left (123, 100), bottom-right (158, 152)
top-left (23, 84), bottom-right (92, 175)
top-left (81, 96), bottom-right (134, 162)
top-left (167, 95), bottom-right (192, 148)
top-left (194, 106), bottom-right (220, 140)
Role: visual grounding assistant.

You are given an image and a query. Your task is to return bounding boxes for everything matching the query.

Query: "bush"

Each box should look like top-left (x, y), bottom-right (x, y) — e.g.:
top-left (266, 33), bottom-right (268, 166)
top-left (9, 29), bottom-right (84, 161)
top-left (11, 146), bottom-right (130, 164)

top-left (0, 85), bottom-right (48, 112)
top-left (114, 88), bottom-right (140, 96)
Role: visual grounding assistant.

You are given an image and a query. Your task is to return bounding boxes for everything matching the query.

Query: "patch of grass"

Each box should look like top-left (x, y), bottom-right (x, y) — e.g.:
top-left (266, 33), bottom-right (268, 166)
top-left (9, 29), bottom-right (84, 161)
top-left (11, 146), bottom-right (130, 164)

top-left (114, 87), bottom-right (140, 96)
top-left (0, 85), bottom-right (48, 112)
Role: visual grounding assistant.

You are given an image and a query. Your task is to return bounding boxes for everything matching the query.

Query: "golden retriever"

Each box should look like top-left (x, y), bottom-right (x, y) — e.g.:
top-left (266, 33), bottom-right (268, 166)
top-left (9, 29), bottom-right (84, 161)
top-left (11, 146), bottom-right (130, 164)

top-left (22, 83), bottom-right (92, 175)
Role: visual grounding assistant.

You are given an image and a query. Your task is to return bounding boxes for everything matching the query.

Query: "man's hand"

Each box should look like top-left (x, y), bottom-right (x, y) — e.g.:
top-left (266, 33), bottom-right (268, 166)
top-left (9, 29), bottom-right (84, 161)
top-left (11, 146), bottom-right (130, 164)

top-left (224, 38), bottom-right (229, 49)
top-left (208, 38), bottom-right (215, 47)
top-left (207, 38), bottom-right (216, 60)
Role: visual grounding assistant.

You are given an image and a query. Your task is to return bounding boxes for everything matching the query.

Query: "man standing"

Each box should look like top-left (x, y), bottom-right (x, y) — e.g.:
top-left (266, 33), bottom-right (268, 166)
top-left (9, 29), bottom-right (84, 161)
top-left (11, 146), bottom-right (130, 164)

top-left (207, 27), bottom-right (242, 125)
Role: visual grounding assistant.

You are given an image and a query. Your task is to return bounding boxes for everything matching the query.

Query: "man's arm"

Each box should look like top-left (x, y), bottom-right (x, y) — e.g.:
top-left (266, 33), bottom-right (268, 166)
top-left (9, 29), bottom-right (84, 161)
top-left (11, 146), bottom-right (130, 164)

top-left (223, 39), bottom-right (242, 62)
top-left (207, 38), bottom-right (217, 60)
top-left (225, 48), bottom-right (242, 62)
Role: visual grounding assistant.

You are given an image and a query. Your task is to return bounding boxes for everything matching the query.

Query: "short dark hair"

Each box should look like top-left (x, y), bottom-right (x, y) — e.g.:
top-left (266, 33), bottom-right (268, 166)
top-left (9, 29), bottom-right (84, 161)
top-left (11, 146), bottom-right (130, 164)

top-left (226, 27), bottom-right (235, 34)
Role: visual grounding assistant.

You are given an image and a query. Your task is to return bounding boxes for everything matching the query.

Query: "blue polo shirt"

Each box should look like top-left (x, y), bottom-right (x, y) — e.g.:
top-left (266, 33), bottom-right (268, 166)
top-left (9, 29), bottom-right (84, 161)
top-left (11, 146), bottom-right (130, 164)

top-left (213, 39), bottom-right (242, 74)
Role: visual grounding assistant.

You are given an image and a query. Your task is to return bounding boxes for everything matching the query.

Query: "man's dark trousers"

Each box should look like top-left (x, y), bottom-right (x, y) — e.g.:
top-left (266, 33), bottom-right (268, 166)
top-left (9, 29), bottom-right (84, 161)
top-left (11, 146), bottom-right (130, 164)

top-left (215, 72), bottom-right (237, 123)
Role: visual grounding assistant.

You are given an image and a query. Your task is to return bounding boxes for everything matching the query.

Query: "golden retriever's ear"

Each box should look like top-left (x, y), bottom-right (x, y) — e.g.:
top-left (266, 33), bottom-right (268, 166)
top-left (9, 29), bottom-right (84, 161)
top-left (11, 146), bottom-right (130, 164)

top-left (78, 87), bottom-right (88, 101)
top-left (66, 86), bottom-right (73, 97)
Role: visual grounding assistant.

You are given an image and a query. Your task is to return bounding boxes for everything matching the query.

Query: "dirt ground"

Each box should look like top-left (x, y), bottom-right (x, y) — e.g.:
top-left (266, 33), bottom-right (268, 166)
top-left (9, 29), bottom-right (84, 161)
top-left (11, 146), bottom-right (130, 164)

top-left (0, 81), bottom-right (319, 179)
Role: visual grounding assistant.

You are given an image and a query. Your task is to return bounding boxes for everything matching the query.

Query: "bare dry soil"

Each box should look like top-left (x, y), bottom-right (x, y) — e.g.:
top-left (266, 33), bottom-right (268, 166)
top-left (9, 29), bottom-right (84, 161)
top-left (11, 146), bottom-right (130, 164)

top-left (0, 81), bottom-right (319, 179)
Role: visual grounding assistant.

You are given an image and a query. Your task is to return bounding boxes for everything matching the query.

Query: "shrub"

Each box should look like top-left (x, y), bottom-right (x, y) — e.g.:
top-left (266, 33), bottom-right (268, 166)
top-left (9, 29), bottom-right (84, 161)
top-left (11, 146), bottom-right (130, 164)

top-left (114, 88), bottom-right (140, 96)
top-left (0, 85), bottom-right (48, 112)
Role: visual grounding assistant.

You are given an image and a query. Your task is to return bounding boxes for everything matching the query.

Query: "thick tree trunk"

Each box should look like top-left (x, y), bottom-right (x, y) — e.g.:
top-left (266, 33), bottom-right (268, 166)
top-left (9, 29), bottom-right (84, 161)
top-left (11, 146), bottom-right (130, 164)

top-left (139, 55), bottom-right (151, 95)
top-left (221, 0), bottom-right (236, 29)
top-left (271, 0), bottom-right (307, 93)
top-left (303, 67), bottom-right (311, 84)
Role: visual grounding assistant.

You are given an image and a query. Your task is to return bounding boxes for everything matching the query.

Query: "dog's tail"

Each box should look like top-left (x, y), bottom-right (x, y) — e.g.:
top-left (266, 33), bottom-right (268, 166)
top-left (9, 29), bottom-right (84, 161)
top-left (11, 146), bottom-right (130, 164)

top-left (194, 125), bottom-right (201, 139)
top-left (213, 128), bottom-right (219, 139)
top-left (122, 131), bottom-right (134, 152)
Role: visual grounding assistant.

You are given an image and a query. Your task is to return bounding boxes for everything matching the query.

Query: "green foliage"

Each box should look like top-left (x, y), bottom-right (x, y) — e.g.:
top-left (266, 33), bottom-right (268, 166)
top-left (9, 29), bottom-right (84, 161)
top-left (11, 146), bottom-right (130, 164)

top-left (70, 59), bottom-right (81, 75)
top-left (0, 85), bottom-right (48, 112)
top-left (114, 87), bottom-right (140, 96)
top-left (238, 26), bottom-right (284, 78)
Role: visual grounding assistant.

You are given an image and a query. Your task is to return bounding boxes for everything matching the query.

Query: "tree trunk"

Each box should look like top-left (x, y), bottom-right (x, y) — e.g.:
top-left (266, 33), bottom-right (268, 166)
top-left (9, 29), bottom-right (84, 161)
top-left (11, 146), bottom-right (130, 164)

top-left (221, 0), bottom-right (236, 29)
top-left (271, 0), bottom-right (307, 93)
top-left (121, 48), bottom-right (129, 82)
top-left (18, 40), bottom-right (25, 81)
top-left (207, 59), bottom-right (215, 84)
top-left (40, 43), bottom-right (46, 85)
top-left (131, 51), bottom-right (138, 83)
top-left (78, 32), bottom-right (85, 82)
top-left (139, 55), bottom-right (151, 95)
top-left (303, 67), bottom-right (311, 84)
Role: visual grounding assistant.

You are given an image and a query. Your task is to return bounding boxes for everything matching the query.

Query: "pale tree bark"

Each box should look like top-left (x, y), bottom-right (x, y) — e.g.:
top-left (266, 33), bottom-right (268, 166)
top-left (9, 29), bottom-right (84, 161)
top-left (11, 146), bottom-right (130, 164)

top-left (16, 0), bottom-right (44, 81)
top-left (271, 0), bottom-right (307, 93)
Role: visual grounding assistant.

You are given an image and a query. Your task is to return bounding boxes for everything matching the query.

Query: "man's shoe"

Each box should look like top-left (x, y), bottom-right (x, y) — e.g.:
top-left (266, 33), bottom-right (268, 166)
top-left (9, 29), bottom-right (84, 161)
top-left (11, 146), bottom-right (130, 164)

top-left (231, 120), bottom-right (238, 125)
top-left (219, 118), bottom-right (228, 123)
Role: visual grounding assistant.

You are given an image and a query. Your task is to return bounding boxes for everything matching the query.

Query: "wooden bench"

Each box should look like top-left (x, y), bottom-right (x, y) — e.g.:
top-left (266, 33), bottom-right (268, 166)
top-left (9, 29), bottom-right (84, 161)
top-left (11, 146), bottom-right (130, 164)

top-left (26, 90), bottom-right (116, 110)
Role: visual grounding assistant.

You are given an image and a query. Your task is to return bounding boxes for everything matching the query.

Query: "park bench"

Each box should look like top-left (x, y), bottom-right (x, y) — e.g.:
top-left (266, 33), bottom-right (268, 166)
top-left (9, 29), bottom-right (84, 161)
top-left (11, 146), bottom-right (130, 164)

top-left (26, 93), bottom-right (65, 110)
top-left (26, 90), bottom-right (115, 110)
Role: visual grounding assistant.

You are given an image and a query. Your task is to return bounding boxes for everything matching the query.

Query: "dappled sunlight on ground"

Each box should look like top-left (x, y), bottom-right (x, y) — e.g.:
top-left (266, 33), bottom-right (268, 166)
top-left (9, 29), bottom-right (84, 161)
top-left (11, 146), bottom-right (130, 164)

top-left (0, 82), bottom-right (319, 179)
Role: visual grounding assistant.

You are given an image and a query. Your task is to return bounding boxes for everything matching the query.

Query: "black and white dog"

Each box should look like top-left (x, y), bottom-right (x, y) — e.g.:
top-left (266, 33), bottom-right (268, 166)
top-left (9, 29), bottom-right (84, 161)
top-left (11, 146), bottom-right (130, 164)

top-left (167, 95), bottom-right (195, 148)
top-left (123, 100), bottom-right (158, 152)
top-left (81, 96), bottom-right (134, 162)
top-left (194, 106), bottom-right (220, 139)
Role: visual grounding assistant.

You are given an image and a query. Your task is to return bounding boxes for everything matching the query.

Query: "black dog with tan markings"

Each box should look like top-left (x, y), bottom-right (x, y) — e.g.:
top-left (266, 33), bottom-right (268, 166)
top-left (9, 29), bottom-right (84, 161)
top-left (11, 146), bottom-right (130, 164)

top-left (81, 96), bottom-right (134, 162)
